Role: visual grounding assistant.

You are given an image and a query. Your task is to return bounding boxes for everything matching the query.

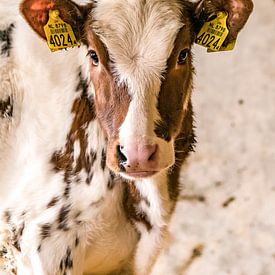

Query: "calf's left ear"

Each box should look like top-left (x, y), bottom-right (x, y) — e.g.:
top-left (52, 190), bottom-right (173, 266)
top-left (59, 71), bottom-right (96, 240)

top-left (20, 0), bottom-right (90, 41)
top-left (194, 0), bottom-right (254, 45)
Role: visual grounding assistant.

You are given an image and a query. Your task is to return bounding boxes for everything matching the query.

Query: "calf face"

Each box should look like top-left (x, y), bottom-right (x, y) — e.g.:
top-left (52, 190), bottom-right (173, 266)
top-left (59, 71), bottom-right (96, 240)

top-left (20, 0), bottom-right (253, 180)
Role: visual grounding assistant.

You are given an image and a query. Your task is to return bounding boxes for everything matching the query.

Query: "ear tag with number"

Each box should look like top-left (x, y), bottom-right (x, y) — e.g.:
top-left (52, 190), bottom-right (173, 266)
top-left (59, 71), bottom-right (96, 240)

top-left (43, 10), bottom-right (78, 52)
top-left (210, 39), bottom-right (236, 52)
top-left (195, 11), bottom-right (231, 52)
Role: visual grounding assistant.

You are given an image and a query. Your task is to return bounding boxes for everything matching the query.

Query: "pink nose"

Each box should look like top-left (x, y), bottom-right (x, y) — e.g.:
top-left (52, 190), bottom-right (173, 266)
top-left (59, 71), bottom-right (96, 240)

top-left (118, 143), bottom-right (159, 172)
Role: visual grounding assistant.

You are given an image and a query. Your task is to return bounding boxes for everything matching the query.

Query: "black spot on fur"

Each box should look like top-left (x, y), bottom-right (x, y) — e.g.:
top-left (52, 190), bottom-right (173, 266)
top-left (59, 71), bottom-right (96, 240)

top-left (63, 181), bottom-right (71, 199)
top-left (0, 96), bottom-right (13, 118)
top-left (75, 236), bottom-right (79, 247)
top-left (57, 205), bottom-right (70, 231)
top-left (85, 172), bottom-right (93, 185)
top-left (65, 248), bottom-right (73, 269)
top-left (59, 259), bottom-right (63, 271)
top-left (18, 223), bottom-right (25, 237)
top-left (0, 24), bottom-right (14, 56)
top-left (40, 223), bottom-right (51, 240)
top-left (101, 149), bottom-right (106, 170)
top-left (60, 248), bottom-right (73, 273)
top-left (47, 196), bottom-right (60, 208)
top-left (11, 226), bottom-right (21, 252)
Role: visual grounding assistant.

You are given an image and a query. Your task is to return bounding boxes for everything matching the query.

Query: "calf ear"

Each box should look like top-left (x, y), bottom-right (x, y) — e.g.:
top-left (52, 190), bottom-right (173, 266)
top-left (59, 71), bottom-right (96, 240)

top-left (20, 0), bottom-right (90, 41)
top-left (194, 0), bottom-right (253, 45)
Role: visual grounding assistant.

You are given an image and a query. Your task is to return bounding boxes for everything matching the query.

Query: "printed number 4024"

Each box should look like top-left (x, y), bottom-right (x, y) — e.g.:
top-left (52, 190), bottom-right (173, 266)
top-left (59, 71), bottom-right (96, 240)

top-left (49, 34), bottom-right (75, 47)
top-left (196, 32), bottom-right (221, 50)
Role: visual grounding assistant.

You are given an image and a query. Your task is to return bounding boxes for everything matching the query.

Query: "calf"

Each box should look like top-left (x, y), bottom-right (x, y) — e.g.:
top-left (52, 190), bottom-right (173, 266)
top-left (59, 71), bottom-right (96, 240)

top-left (0, 0), bottom-right (253, 274)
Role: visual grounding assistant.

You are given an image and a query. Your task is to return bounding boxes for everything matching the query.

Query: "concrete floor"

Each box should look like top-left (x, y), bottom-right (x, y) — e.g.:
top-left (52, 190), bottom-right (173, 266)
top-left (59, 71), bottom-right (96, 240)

top-left (153, 0), bottom-right (275, 274)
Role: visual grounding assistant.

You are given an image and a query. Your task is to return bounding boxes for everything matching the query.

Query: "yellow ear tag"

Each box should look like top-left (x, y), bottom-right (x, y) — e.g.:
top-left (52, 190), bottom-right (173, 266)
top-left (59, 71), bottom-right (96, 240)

top-left (195, 11), bottom-right (231, 52)
top-left (43, 10), bottom-right (78, 52)
top-left (212, 39), bottom-right (236, 52)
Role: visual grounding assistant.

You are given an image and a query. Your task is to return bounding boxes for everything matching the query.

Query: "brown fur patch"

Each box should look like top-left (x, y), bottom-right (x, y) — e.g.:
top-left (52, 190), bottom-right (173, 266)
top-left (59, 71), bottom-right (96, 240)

top-left (155, 24), bottom-right (193, 142)
top-left (57, 205), bottom-right (70, 231)
top-left (40, 223), bottom-right (51, 240)
top-left (167, 101), bottom-right (196, 209)
top-left (0, 24), bottom-right (14, 56)
top-left (47, 196), bottom-right (60, 208)
top-left (51, 70), bottom-right (96, 188)
top-left (86, 30), bottom-right (131, 173)
top-left (123, 182), bottom-right (153, 231)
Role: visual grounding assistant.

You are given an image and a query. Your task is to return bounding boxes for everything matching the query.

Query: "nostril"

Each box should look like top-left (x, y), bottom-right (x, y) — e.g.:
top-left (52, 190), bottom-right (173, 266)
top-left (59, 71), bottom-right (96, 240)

top-left (148, 145), bottom-right (158, 162)
top-left (117, 145), bottom-right (127, 164)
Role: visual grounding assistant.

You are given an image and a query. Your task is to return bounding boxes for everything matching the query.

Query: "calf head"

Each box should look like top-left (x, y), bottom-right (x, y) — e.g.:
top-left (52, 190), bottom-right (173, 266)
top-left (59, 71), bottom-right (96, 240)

top-left (21, 0), bottom-right (253, 180)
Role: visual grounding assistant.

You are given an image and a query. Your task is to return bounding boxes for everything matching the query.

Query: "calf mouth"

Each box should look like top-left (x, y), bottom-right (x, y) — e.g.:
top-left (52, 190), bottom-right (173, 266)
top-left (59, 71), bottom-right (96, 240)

top-left (122, 171), bottom-right (158, 179)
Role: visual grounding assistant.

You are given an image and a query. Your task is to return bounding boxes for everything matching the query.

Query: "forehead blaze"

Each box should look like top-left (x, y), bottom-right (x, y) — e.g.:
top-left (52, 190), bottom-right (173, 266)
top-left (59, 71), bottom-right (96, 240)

top-left (88, 0), bottom-right (188, 88)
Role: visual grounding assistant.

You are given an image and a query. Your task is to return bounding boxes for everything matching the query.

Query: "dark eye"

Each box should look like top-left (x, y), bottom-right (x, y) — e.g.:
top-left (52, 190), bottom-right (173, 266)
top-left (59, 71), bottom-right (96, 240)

top-left (178, 49), bottom-right (189, 65)
top-left (88, 50), bottom-right (99, 66)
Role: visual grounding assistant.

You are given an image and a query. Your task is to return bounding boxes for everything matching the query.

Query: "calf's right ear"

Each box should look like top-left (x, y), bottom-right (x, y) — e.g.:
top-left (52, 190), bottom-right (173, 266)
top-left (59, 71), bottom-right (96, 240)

top-left (193, 0), bottom-right (254, 46)
top-left (20, 0), bottom-right (90, 41)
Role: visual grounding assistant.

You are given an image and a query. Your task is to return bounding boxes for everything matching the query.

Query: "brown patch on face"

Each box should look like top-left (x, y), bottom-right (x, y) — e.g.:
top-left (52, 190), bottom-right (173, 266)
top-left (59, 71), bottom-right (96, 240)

top-left (167, 101), bottom-right (196, 209)
top-left (152, 21), bottom-right (196, 206)
top-left (86, 29), bottom-right (131, 173)
top-left (123, 182), bottom-right (153, 231)
top-left (155, 23), bottom-right (194, 142)
top-left (51, 70), bottom-right (97, 189)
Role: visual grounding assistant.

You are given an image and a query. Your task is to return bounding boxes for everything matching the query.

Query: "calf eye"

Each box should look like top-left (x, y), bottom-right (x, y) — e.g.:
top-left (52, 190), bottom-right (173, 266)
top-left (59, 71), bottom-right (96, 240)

top-left (88, 50), bottom-right (99, 66)
top-left (178, 49), bottom-right (189, 65)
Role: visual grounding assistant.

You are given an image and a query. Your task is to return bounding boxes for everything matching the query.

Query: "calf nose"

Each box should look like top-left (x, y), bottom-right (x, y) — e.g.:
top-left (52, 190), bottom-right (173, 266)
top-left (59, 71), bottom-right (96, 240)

top-left (117, 143), bottom-right (159, 171)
